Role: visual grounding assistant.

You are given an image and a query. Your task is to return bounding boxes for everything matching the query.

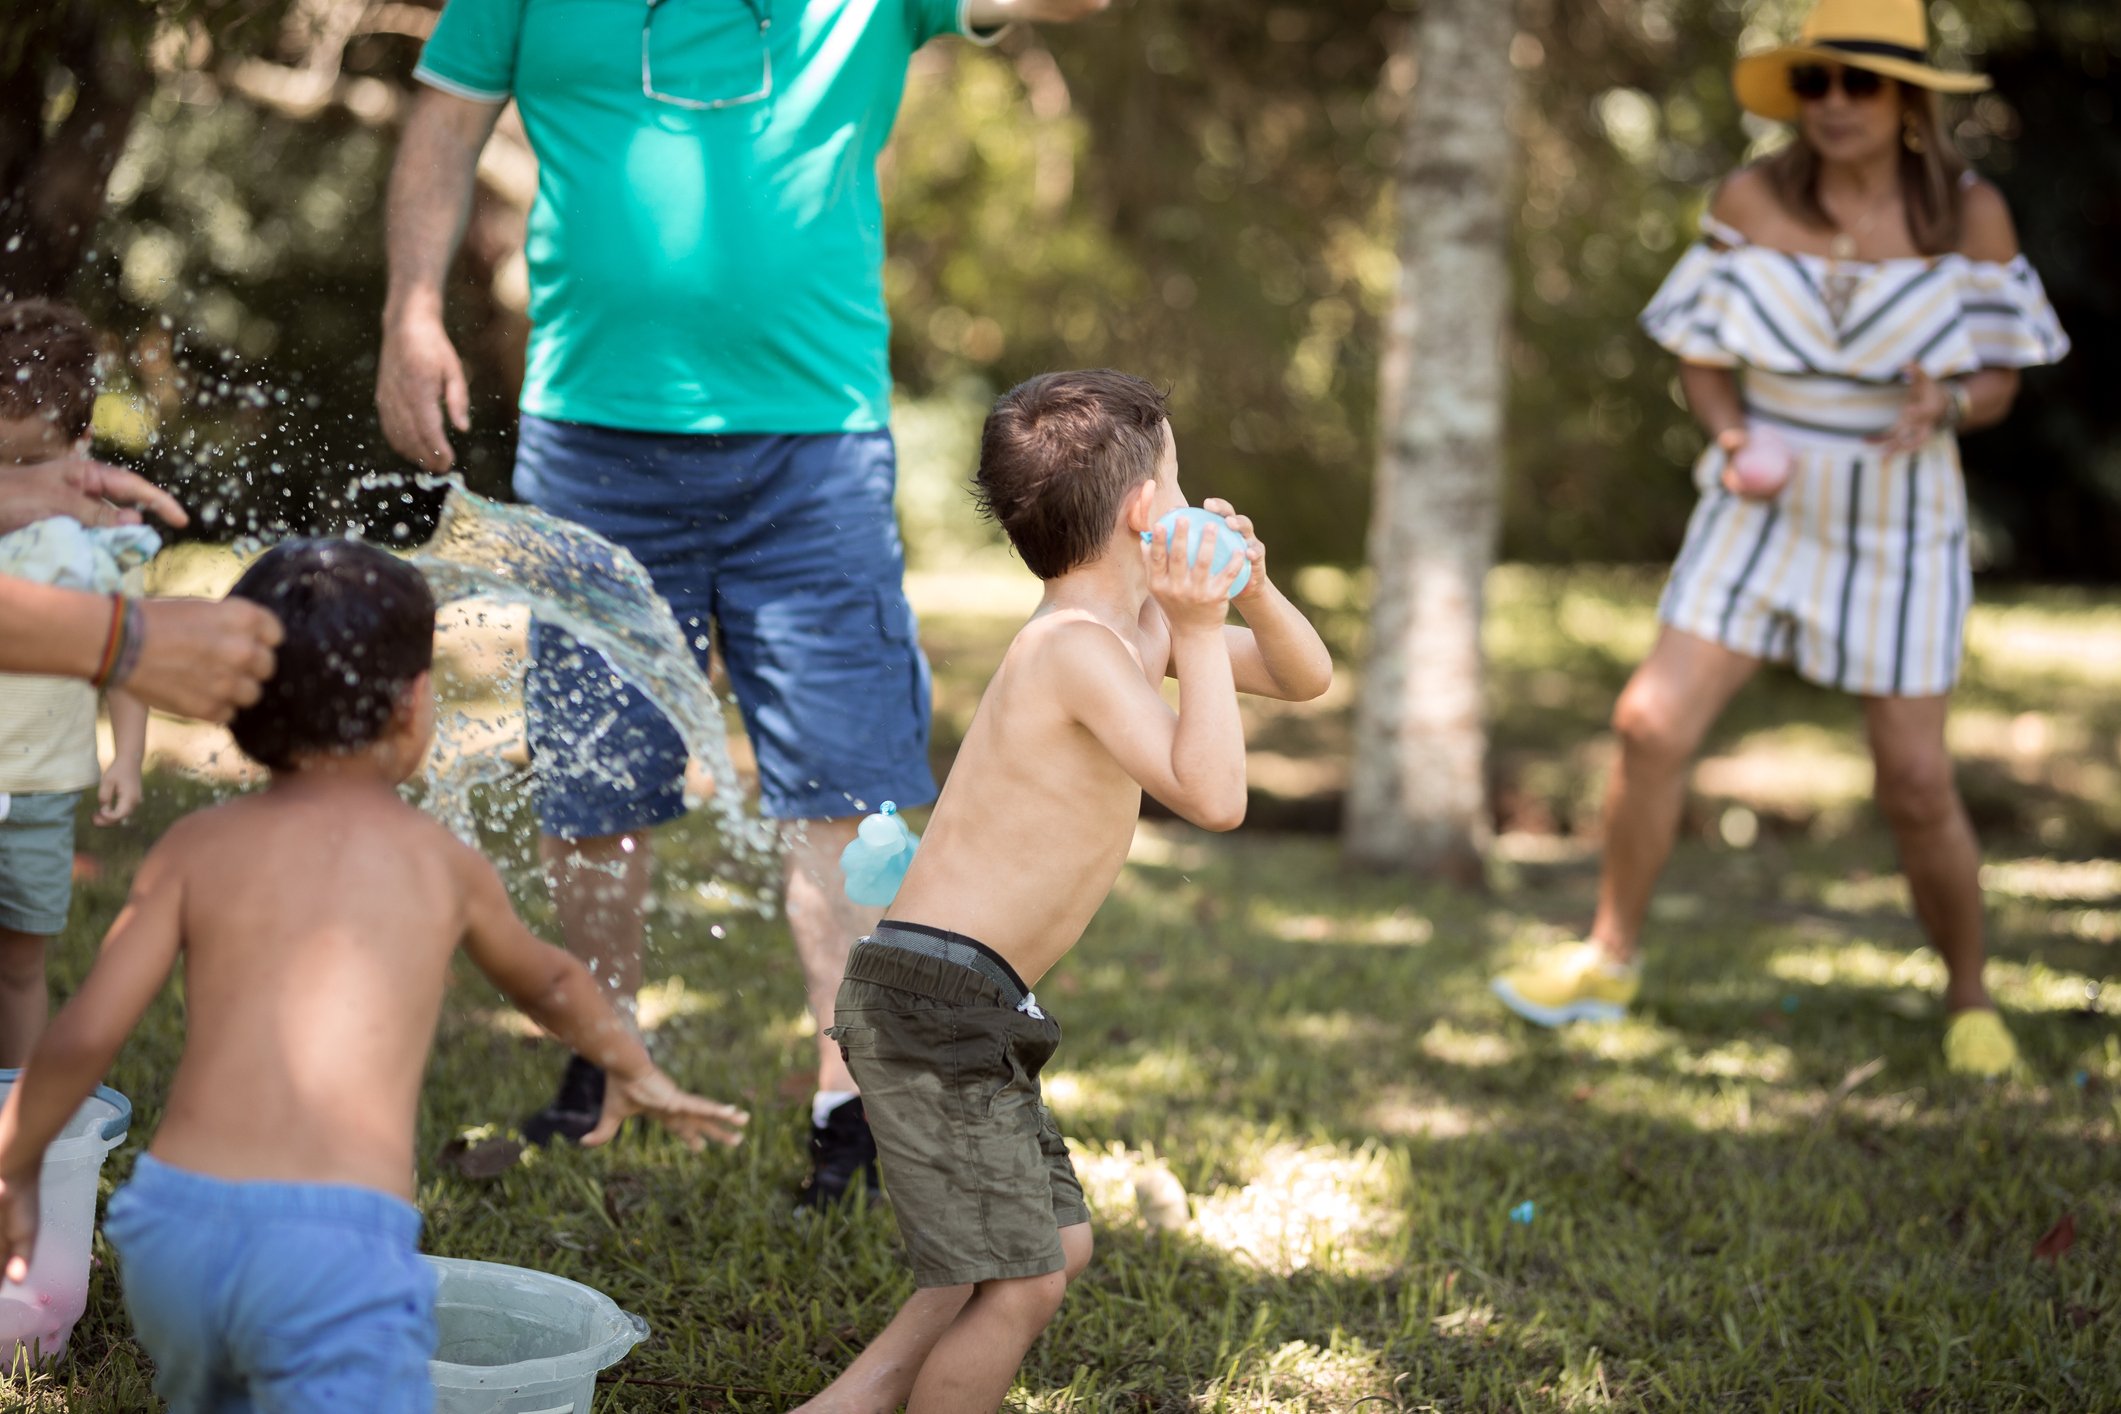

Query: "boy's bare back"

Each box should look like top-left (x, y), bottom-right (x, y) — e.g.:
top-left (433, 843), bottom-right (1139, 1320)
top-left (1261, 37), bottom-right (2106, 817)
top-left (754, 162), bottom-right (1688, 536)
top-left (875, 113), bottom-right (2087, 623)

top-left (890, 605), bottom-right (1169, 985)
top-left (141, 778), bottom-right (489, 1198)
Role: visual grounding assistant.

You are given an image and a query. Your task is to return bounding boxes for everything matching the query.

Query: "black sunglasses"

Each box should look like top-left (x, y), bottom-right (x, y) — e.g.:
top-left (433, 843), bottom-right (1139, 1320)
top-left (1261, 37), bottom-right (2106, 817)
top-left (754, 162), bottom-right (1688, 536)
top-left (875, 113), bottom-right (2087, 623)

top-left (1788, 63), bottom-right (1887, 102)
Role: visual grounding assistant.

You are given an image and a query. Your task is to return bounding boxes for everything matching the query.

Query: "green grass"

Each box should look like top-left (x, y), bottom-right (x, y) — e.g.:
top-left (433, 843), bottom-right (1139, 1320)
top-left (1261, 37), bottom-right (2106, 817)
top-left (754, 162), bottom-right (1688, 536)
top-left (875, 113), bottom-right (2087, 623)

top-left (10, 568), bottom-right (2121, 1411)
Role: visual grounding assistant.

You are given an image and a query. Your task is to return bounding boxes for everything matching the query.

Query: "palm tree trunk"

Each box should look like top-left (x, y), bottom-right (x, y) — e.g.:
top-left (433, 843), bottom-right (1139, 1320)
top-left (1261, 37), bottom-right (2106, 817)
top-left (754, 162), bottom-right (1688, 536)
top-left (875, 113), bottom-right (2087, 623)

top-left (1344, 0), bottom-right (1518, 884)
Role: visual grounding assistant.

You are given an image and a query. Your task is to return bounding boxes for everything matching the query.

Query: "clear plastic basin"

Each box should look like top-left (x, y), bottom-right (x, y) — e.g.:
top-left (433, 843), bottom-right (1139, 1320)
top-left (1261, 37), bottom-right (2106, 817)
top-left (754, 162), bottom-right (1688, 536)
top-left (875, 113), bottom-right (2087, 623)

top-left (425, 1255), bottom-right (648, 1414)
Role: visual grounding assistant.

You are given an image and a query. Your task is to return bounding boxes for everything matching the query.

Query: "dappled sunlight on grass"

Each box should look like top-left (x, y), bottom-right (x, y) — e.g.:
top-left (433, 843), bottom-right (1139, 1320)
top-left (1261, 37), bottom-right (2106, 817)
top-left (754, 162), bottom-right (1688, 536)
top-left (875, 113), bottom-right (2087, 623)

top-left (1194, 1337), bottom-right (1398, 1409)
top-left (1556, 1019), bottom-right (1676, 1066)
top-left (1693, 726), bottom-right (1872, 812)
top-left (1253, 903), bottom-right (1435, 947)
top-left (1420, 1020), bottom-right (1523, 1069)
top-left (1365, 1086), bottom-right (1492, 1140)
top-left (1985, 856), bottom-right (2121, 903)
top-left (1768, 940), bottom-right (1945, 994)
top-left (1979, 958), bottom-right (2114, 1013)
top-left (635, 976), bottom-right (721, 1031)
top-left (1125, 822), bottom-right (1213, 871)
top-left (1964, 599), bottom-right (2121, 685)
top-left (1049, 1047), bottom-right (1211, 1125)
top-left (1267, 1010), bottom-right (1397, 1051)
top-left (1188, 1142), bottom-right (1404, 1278)
top-left (1817, 872), bottom-right (1915, 914)
top-left (1671, 1037), bottom-right (1796, 1084)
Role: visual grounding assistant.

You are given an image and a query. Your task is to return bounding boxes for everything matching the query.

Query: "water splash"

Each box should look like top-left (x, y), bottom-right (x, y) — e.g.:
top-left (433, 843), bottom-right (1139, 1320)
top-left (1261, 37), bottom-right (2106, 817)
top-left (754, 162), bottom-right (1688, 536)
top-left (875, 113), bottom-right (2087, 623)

top-left (410, 480), bottom-right (778, 912)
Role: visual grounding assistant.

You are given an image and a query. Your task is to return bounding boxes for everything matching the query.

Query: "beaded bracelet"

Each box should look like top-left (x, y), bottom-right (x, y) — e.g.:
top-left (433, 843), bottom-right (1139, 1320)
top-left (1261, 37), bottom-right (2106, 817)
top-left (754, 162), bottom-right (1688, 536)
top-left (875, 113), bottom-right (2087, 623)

top-left (106, 597), bottom-right (146, 690)
top-left (89, 593), bottom-right (127, 689)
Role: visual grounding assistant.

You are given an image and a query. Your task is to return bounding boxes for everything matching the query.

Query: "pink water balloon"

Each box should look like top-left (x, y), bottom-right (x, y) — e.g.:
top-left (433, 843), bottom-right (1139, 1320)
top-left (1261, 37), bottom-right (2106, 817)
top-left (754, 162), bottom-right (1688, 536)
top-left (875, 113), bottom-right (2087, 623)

top-left (1730, 425), bottom-right (1794, 498)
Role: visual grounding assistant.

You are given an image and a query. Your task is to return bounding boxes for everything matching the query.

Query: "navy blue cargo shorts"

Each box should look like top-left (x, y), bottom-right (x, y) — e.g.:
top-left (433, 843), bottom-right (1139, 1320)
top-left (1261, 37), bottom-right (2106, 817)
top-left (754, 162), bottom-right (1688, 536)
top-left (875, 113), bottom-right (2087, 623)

top-left (513, 414), bottom-right (937, 833)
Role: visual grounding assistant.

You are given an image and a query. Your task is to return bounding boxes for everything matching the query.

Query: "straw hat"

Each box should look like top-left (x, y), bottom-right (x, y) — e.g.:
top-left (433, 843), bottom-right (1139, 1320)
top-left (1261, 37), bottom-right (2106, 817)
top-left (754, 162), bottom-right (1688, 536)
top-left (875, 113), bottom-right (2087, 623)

top-left (1733, 0), bottom-right (1990, 123)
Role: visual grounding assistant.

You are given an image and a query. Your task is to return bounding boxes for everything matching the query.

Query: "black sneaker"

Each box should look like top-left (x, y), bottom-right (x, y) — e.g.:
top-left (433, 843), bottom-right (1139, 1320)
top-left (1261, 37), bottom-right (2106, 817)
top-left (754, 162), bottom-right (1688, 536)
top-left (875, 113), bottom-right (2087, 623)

top-left (520, 1054), bottom-right (606, 1147)
top-left (794, 1096), bottom-right (881, 1210)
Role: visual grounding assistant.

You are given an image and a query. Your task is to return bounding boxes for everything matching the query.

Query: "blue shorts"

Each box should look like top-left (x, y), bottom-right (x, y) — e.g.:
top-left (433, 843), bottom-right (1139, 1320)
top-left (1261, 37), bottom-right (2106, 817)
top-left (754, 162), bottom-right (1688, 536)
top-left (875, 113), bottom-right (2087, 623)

top-left (0, 791), bottom-right (80, 935)
top-left (103, 1156), bottom-right (436, 1414)
top-left (514, 416), bottom-right (938, 831)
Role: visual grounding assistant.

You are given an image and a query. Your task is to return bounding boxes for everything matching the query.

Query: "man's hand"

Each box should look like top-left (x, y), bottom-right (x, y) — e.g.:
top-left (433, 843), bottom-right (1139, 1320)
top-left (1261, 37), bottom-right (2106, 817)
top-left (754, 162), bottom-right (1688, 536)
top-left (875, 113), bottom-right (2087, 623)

top-left (125, 599), bottom-right (282, 723)
top-left (0, 1171), bottom-right (40, 1285)
top-left (964, 0), bottom-right (1111, 28)
top-left (376, 306), bottom-right (470, 473)
top-left (0, 457), bottom-right (188, 535)
top-left (1144, 516), bottom-right (1246, 635)
top-left (584, 1068), bottom-right (750, 1151)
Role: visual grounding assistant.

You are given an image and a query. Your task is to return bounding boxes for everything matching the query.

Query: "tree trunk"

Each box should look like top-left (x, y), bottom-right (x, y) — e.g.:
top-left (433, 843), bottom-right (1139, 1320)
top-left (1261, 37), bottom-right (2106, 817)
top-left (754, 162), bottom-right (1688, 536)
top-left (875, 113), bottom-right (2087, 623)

top-left (1344, 0), bottom-right (1518, 884)
top-left (0, 6), bottom-right (149, 301)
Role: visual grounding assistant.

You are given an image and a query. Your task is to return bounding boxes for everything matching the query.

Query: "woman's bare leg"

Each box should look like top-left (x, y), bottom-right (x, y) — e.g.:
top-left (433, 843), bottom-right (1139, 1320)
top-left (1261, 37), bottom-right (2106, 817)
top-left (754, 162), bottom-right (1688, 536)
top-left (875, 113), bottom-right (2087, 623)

top-left (1588, 628), bottom-right (1761, 964)
top-left (1863, 693), bottom-right (1990, 1012)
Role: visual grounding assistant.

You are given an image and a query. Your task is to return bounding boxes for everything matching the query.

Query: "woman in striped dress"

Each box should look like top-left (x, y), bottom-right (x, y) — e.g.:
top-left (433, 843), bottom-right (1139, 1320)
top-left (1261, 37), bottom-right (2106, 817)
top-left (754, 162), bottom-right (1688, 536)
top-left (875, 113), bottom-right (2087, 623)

top-left (1490, 0), bottom-right (2068, 1075)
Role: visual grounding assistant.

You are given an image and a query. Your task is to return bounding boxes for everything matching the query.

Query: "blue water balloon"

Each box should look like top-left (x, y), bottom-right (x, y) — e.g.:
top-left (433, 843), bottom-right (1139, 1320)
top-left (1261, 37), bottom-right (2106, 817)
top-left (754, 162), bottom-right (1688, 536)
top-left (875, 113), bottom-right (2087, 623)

top-left (1145, 506), bottom-right (1251, 599)
top-left (841, 802), bottom-right (919, 907)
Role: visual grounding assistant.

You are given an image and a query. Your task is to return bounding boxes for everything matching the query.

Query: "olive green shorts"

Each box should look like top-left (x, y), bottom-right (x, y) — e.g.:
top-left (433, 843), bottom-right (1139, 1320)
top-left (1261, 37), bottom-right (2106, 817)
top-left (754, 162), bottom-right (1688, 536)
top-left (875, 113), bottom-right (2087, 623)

top-left (827, 925), bottom-right (1089, 1288)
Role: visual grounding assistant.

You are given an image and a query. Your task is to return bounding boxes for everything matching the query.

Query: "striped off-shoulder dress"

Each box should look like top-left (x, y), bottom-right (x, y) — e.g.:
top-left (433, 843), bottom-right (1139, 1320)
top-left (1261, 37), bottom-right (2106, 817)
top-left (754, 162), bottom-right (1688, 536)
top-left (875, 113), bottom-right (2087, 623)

top-left (1639, 211), bottom-right (2069, 698)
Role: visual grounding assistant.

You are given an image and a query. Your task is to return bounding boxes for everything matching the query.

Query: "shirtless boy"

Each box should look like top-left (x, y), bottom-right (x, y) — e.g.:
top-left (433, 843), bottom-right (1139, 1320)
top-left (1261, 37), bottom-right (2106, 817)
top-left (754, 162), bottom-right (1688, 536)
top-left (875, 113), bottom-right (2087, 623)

top-left (802, 370), bottom-right (1332, 1412)
top-left (0, 538), bottom-right (746, 1412)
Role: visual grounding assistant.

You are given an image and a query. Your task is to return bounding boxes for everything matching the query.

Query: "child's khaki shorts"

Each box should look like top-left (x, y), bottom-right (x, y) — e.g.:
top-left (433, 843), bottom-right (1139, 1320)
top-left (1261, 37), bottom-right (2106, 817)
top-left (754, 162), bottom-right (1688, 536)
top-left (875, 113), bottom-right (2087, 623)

top-left (827, 924), bottom-right (1089, 1288)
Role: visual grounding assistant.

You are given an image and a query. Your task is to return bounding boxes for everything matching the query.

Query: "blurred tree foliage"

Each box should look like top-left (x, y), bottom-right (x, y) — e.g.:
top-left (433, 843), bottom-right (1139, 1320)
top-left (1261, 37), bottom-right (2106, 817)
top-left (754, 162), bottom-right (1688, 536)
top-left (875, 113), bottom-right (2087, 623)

top-left (3, 0), bottom-right (2115, 576)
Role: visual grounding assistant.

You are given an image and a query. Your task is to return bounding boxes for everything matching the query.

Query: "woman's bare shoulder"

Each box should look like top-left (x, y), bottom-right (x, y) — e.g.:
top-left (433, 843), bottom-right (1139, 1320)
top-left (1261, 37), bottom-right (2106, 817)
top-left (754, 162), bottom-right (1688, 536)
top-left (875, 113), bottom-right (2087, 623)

top-left (1707, 165), bottom-right (1784, 244)
top-left (1957, 176), bottom-right (2020, 262)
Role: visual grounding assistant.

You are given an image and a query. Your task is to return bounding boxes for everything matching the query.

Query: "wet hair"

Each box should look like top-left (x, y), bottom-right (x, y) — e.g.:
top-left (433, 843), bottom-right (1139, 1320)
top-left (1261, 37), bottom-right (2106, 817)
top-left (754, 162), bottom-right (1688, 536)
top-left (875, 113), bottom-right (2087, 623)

top-left (0, 299), bottom-right (98, 442)
top-left (974, 370), bottom-right (1170, 579)
top-left (227, 539), bottom-right (436, 771)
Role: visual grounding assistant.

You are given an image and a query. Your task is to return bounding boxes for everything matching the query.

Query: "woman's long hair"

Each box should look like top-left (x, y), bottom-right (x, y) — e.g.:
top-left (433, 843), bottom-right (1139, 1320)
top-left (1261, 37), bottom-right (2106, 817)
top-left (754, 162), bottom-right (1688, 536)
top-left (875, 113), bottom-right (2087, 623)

top-left (1761, 84), bottom-right (1969, 255)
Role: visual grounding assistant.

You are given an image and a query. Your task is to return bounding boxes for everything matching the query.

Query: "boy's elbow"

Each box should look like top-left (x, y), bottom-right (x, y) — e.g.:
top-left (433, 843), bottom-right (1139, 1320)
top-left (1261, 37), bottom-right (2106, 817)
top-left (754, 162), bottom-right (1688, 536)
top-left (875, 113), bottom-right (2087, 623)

top-left (1194, 796), bottom-right (1248, 833)
top-left (1292, 662), bottom-right (1334, 703)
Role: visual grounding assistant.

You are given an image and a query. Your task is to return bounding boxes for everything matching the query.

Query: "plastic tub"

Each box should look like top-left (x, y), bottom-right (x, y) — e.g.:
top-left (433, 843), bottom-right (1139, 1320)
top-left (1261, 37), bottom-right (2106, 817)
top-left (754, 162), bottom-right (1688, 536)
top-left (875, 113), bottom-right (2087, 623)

top-left (425, 1255), bottom-right (648, 1414)
top-left (0, 1071), bottom-right (131, 1364)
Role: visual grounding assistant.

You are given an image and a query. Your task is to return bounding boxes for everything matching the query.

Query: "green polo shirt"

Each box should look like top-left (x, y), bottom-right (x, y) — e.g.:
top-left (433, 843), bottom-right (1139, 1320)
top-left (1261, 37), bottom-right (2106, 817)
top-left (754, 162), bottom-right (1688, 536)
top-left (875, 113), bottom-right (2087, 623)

top-left (415, 0), bottom-right (994, 435)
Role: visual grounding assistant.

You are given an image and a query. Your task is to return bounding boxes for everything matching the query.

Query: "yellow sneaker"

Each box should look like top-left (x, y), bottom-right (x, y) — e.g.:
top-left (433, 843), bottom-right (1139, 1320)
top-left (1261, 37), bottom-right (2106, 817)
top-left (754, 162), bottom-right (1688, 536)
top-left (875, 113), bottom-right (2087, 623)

top-left (1491, 943), bottom-right (1640, 1027)
top-left (1943, 1009), bottom-right (2021, 1078)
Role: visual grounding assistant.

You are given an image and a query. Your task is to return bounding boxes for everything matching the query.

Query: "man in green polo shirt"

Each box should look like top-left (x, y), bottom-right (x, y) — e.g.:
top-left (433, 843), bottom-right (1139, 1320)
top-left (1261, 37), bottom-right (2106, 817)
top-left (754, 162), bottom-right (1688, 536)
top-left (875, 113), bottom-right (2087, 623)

top-left (377, 0), bottom-right (1108, 1204)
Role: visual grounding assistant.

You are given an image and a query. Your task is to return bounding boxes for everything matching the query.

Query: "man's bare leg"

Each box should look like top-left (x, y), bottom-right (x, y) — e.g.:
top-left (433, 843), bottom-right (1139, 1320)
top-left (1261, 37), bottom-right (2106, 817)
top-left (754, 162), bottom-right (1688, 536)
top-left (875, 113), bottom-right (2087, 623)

top-left (1586, 628), bottom-right (1761, 964)
top-left (798, 1225), bottom-right (1092, 1414)
top-left (520, 831), bottom-right (653, 1142)
top-left (1864, 694), bottom-right (1991, 1013)
top-left (782, 816), bottom-right (880, 1099)
top-left (539, 831), bottom-right (654, 1014)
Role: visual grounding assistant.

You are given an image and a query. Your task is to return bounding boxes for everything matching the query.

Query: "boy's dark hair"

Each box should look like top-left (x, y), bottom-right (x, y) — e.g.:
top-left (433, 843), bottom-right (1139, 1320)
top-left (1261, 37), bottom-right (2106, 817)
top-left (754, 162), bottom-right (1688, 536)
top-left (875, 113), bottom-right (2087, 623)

top-left (227, 539), bottom-right (436, 771)
top-left (975, 370), bottom-right (1169, 579)
top-left (0, 300), bottom-right (98, 442)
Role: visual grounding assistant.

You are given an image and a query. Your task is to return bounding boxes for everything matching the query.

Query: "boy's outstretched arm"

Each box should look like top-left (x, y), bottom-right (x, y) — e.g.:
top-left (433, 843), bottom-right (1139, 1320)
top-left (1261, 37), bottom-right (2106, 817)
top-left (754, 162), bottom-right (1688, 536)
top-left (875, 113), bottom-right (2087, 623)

top-left (1198, 498), bottom-right (1333, 703)
top-left (453, 844), bottom-right (747, 1150)
top-left (1057, 525), bottom-right (1250, 831)
top-left (0, 834), bottom-right (187, 1281)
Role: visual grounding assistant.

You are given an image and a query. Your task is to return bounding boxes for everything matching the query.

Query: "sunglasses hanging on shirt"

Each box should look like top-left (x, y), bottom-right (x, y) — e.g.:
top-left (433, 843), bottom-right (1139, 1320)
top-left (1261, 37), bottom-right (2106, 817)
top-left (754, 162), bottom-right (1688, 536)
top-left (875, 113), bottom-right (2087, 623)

top-left (642, 0), bottom-right (773, 110)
